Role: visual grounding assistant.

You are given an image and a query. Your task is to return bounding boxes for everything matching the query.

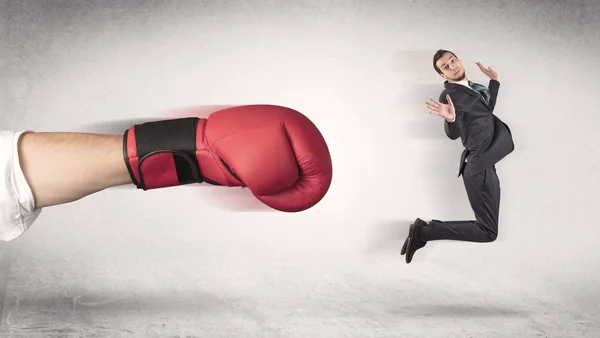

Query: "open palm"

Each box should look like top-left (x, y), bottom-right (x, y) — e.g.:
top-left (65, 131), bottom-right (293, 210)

top-left (426, 94), bottom-right (456, 121)
top-left (476, 61), bottom-right (498, 80)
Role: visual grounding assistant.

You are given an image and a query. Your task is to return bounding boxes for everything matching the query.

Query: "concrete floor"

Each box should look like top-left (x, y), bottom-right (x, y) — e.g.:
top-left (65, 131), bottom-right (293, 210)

top-left (1, 231), bottom-right (599, 337)
top-left (1, 0), bottom-right (600, 337)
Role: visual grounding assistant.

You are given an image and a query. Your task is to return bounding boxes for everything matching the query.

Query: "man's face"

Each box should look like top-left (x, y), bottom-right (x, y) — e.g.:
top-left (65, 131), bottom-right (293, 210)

top-left (436, 52), bottom-right (465, 81)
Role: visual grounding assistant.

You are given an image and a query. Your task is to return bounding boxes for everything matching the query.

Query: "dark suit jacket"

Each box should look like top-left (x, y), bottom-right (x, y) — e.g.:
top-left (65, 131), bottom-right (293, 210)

top-left (440, 79), bottom-right (514, 176)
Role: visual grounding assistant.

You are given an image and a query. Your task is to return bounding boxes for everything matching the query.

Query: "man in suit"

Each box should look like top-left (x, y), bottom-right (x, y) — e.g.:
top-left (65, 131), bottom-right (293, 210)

top-left (401, 49), bottom-right (515, 264)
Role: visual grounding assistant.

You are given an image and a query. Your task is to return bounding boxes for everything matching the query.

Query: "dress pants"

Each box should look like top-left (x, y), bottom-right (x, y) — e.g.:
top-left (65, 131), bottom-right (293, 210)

top-left (426, 164), bottom-right (500, 243)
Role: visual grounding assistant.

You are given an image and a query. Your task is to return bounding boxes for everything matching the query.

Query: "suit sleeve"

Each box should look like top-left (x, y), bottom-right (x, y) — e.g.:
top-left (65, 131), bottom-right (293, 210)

top-left (488, 79), bottom-right (500, 112)
top-left (441, 93), bottom-right (463, 140)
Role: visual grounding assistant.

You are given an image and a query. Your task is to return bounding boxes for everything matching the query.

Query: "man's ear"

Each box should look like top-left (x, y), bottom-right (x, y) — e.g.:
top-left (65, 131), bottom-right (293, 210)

top-left (439, 73), bottom-right (447, 79)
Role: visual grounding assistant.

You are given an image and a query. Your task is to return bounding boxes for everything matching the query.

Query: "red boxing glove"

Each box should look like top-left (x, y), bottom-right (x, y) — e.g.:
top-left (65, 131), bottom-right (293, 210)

top-left (123, 105), bottom-right (332, 212)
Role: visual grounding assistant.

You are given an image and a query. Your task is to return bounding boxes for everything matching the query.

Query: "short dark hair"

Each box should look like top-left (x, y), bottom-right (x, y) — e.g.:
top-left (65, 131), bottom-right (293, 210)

top-left (433, 49), bottom-right (456, 74)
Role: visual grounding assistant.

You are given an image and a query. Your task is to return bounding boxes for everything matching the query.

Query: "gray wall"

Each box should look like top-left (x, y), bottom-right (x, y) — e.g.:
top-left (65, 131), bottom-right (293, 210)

top-left (1, 0), bottom-right (599, 336)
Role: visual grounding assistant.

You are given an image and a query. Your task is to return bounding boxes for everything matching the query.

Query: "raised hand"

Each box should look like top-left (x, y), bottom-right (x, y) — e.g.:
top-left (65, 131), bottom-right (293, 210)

top-left (426, 94), bottom-right (456, 121)
top-left (476, 62), bottom-right (498, 80)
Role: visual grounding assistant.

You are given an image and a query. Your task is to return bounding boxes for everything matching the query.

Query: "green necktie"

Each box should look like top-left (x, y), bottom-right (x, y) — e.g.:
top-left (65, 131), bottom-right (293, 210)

top-left (468, 81), bottom-right (491, 104)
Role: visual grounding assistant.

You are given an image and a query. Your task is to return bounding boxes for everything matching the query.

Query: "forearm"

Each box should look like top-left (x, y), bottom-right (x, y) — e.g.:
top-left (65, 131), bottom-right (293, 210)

top-left (439, 93), bottom-right (461, 139)
top-left (444, 115), bottom-right (461, 139)
top-left (17, 132), bottom-right (132, 208)
top-left (488, 79), bottom-right (500, 111)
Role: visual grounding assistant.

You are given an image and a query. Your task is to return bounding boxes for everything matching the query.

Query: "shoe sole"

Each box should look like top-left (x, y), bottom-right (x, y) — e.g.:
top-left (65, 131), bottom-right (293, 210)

top-left (402, 218), bottom-right (422, 256)
top-left (405, 224), bottom-right (415, 264)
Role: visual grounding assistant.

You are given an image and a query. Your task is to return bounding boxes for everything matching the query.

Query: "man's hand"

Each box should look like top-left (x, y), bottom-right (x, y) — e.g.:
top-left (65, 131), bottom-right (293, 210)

top-left (476, 61), bottom-right (498, 80)
top-left (426, 94), bottom-right (456, 122)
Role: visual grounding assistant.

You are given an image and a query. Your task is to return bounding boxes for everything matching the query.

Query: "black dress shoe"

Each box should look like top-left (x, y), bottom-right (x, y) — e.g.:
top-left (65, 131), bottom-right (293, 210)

top-left (401, 218), bottom-right (427, 256)
top-left (405, 218), bottom-right (428, 264)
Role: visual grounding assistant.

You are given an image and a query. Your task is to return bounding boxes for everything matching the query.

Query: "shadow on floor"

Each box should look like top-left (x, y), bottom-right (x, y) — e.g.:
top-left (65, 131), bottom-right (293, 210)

top-left (388, 303), bottom-right (529, 318)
